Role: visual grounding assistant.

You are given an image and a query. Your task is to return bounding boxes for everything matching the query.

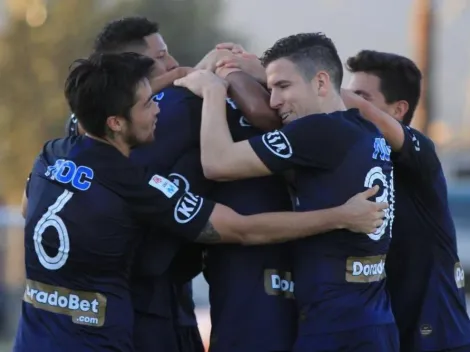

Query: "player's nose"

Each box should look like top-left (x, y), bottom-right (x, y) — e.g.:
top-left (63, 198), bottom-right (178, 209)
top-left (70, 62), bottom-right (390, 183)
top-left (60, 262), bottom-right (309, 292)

top-left (269, 91), bottom-right (283, 110)
top-left (165, 54), bottom-right (179, 71)
top-left (154, 101), bottom-right (160, 116)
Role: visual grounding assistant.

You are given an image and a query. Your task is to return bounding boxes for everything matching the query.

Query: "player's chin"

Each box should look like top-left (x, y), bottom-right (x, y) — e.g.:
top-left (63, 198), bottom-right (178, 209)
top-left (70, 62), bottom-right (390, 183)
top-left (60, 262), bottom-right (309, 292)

top-left (145, 134), bottom-right (155, 144)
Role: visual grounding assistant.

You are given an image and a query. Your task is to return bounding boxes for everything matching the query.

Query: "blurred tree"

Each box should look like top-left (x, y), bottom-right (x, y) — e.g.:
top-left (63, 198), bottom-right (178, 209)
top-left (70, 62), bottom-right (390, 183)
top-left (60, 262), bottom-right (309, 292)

top-left (0, 0), bottom-right (243, 204)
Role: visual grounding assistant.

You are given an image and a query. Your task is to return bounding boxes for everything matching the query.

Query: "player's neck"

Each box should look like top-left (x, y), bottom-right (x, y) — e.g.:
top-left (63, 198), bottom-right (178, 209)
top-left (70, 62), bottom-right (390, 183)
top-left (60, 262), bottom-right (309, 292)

top-left (321, 94), bottom-right (347, 114)
top-left (85, 134), bottom-right (131, 157)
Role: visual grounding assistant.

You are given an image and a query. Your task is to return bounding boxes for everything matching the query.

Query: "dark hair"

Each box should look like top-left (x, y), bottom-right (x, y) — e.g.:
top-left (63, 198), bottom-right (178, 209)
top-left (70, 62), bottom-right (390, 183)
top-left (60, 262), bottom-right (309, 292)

top-left (64, 52), bottom-right (154, 138)
top-left (261, 32), bottom-right (343, 91)
top-left (93, 16), bottom-right (159, 53)
top-left (346, 50), bottom-right (422, 125)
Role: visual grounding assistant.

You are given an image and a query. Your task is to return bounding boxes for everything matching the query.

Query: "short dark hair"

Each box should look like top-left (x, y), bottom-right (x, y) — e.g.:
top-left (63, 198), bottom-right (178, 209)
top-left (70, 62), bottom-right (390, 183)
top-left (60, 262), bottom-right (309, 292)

top-left (65, 52), bottom-right (154, 138)
top-left (93, 16), bottom-right (159, 53)
top-left (346, 50), bottom-right (422, 125)
top-left (261, 33), bottom-right (343, 91)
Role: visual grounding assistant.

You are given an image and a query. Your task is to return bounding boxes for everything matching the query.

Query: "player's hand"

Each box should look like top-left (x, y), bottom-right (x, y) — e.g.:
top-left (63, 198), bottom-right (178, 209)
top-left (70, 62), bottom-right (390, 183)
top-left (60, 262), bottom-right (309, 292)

top-left (171, 66), bottom-right (195, 80)
top-left (195, 49), bottom-right (234, 72)
top-left (340, 185), bottom-right (388, 234)
top-left (215, 42), bottom-right (248, 55)
top-left (216, 53), bottom-right (267, 84)
top-left (341, 88), bottom-right (365, 109)
top-left (174, 69), bottom-right (228, 97)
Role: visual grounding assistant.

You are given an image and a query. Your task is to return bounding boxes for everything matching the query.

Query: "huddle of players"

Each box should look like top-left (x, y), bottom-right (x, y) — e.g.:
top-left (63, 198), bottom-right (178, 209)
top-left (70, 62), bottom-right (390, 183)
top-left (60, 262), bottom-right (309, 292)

top-left (15, 15), bottom-right (470, 352)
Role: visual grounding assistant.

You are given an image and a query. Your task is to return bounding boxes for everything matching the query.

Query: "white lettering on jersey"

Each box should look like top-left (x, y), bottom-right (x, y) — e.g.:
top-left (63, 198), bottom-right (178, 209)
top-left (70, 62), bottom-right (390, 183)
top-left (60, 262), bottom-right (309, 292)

top-left (174, 191), bottom-right (204, 224)
top-left (263, 269), bottom-right (295, 299)
top-left (262, 130), bottom-right (293, 158)
top-left (148, 174), bottom-right (179, 198)
top-left (455, 262), bottom-right (465, 289)
top-left (23, 279), bottom-right (107, 327)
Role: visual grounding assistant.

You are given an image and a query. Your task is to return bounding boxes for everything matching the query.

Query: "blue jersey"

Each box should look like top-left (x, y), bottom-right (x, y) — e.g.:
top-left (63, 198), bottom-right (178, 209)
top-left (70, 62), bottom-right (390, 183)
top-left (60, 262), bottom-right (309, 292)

top-left (386, 125), bottom-right (470, 351)
top-left (204, 99), bottom-right (295, 352)
top-left (14, 136), bottom-right (214, 352)
top-left (249, 110), bottom-right (396, 336)
top-left (129, 88), bottom-right (205, 326)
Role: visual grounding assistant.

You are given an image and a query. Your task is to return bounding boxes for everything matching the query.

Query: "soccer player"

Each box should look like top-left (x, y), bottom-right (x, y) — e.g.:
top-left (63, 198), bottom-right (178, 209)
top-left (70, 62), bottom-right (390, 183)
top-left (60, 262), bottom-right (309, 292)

top-left (163, 41), bottom-right (299, 352)
top-left (14, 52), bottom-right (387, 352)
top-left (344, 50), bottom-right (470, 352)
top-left (92, 16), bottom-right (278, 352)
top-left (175, 33), bottom-right (398, 352)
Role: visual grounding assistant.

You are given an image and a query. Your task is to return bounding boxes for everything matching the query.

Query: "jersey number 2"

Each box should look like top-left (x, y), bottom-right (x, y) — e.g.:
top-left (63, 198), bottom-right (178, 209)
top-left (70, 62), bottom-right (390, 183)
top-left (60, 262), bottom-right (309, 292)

top-left (33, 190), bottom-right (73, 270)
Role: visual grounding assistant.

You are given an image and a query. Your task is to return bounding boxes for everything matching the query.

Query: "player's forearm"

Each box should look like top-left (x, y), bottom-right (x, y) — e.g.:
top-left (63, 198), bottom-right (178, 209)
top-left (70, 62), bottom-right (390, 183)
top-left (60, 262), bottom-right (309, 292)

top-left (224, 71), bottom-right (281, 132)
top-left (356, 98), bottom-right (405, 152)
top-left (150, 68), bottom-right (184, 94)
top-left (200, 86), bottom-right (237, 179)
top-left (238, 207), bottom-right (346, 245)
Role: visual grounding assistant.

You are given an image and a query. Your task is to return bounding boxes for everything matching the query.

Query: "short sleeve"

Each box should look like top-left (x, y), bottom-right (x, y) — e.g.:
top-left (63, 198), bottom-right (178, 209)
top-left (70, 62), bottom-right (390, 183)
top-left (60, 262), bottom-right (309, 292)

top-left (109, 166), bottom-right (215, 242)
top-left (391, 124), bottom-right (441, 179)
top-left (167, 148), bottom-right (214, 196)
top-left (248, 112), bottom-right (361, 173)
top-left (157, 88), bottom-right (203, 147)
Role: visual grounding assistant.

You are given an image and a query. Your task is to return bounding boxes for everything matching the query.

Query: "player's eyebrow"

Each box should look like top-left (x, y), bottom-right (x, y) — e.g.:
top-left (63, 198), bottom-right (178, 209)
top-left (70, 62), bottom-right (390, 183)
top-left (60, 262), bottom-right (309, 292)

top-left (144, 94), bottom-right (154, 105)
top-left (272, 80), bottom-right (290, 87)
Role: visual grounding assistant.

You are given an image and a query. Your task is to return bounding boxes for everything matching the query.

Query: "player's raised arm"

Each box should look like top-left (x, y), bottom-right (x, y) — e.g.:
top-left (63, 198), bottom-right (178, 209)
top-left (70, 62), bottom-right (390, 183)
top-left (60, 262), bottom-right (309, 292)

top-left (175, 70), bottom-right (359, 182)
top-left (341, 89), bottom-right (405, 151)
top-left (216, 69), bottom-right (281, 132)
top-left (175, 70), bottom-right (272, 181)
top-left (341, 89), bottom-right (440, 176)
top-left (149, 67), bottom-right (193, 94)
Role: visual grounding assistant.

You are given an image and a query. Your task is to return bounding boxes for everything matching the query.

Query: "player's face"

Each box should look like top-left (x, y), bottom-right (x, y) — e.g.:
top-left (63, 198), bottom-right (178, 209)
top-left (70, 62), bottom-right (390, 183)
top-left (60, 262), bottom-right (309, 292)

top-left (266, 58), bottom-right (322, 124)
top-left (143, 33), bottom-right (179, 76)
top-left (123, 79), bottom-right (159, 147)
top-left (347, 72), bottom-right (401, 120)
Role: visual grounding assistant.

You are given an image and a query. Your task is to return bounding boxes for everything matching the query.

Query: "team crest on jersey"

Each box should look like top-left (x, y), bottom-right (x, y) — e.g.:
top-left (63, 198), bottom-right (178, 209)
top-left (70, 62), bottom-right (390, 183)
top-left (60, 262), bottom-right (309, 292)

top-left (148, 174), bottom-right (178, 198)
top-left (174, 191), bottom-right (204, 224)
top-left (262, 130), bottom-right (293, 158)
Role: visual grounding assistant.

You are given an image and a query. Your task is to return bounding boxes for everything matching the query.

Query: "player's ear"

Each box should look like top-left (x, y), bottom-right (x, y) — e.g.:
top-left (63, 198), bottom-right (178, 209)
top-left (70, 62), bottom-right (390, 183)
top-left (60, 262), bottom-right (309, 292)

top-left (390, 100), bottom-right (409, 122)
top-left (106, 115), bottom-right (125, 133)
top-left (315, 71), bottom-right (329, 97)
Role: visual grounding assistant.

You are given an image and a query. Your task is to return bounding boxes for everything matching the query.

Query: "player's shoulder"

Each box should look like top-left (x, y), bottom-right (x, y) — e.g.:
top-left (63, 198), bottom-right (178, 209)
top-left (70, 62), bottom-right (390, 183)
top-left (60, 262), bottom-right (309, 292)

top-left (156, 86), bottom-right (201, 104)
top-left (403, 124), bottom-right (436, 152)
top-left (40, 136), bottom-right (131, 179)
top-left (41, 136), bottom-right (79, 164)
top-left (286, 109), bottom-right (370, 135)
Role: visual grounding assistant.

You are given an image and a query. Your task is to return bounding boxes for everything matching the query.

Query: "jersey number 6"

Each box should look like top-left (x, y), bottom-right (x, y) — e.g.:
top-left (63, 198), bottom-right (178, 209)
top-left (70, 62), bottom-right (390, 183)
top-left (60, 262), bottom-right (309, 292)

top-left (33, 190), bottom-right (73, 270)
